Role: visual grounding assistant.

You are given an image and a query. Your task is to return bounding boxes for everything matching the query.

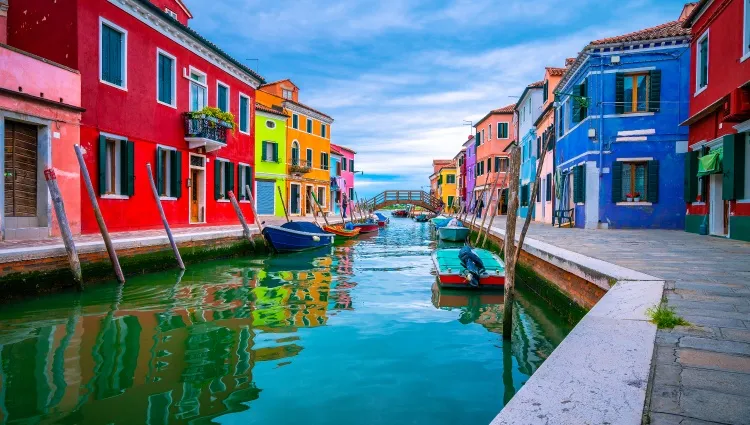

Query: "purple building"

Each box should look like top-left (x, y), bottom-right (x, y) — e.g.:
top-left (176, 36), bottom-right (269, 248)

top-left (463, 135), bottom-right (476, 210)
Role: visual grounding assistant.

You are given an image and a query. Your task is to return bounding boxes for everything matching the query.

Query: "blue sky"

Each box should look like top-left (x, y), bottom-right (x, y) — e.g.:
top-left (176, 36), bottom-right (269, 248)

top-left (183, 0), bottom-right (689, 199)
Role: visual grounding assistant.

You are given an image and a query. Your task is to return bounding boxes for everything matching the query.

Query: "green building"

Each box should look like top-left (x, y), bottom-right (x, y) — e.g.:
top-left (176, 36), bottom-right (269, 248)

top-left (255, 103), bottom-right (288, 217)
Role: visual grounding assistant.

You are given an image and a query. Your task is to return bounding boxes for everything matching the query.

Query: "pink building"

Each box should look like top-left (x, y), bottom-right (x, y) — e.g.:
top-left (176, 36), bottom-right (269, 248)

top-left (0, 1), bottom-right (83, 240)
top-left (330, 143), bottom-right (356, 208)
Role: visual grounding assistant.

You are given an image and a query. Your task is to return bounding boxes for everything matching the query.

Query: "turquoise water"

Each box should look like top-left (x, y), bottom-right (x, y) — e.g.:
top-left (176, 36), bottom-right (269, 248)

top-left (0, 218), bottom-right (573, 425)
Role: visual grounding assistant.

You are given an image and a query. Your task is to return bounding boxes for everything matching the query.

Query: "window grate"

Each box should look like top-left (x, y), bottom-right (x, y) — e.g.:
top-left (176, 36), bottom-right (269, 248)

top-left (191, 155), bottom-right (205, 167)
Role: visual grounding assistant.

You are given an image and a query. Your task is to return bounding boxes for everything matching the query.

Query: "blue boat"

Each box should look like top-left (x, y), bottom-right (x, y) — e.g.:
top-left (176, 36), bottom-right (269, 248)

top-left (438, 225), bottom-right (470, 242)
top-left (431, 216), bottom-right (452, 228)
top-left (374, 212), bottom-right (389, 227)
top-left (262, 221), bottom-right (335, 253)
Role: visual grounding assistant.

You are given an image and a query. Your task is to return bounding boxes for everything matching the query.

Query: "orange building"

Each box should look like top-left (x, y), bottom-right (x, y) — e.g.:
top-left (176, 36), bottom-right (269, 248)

top-left (258, 80), bottom-right (333, 216)
top-left (474, 105), bottom-right (516, 215)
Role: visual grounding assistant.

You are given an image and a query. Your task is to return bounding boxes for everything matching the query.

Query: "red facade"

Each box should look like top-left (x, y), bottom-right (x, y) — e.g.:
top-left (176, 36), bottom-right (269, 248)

top-left (7, 0), bottom-right (264, 233)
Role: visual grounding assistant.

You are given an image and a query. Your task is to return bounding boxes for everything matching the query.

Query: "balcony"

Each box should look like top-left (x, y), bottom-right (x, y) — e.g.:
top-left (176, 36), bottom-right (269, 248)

top-left (289, 158), bottom-right (312, 174)
top-left (183, 113), bottom-right (230, 152)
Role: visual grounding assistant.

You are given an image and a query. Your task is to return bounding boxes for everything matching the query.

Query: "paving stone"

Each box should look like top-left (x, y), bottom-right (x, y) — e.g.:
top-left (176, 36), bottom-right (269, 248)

top-left (677, 348), bottom-right (750, 373)
top-left (667, 300), bottom-right (739, 312)
top-left (649, 412), bottom-right (728, 425)
top-left (655, 344), bottom-right (678, 365)
top-left (679, 336), bottom-right (750, 356)
top-left (720, 328), bottom-right (750, 343)
top-left (681, 367), bottom-right (750, 397)
top-left (681, 315), bottom-right (747, 329)
top-left (677, 387), bottom-right (750, 425)
top-left (651, 363), bottom-right (683, 388)
top-left (649, 384), bottom-right (682, 415)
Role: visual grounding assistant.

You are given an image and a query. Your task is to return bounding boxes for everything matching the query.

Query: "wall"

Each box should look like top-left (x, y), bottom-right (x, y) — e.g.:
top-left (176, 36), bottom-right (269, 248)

top-left (535, 110), bottom-right (555, 224)
top-left (438, 169), bottom-right (456, 211)
top-left (255, 111), bottom-right (287, 217)
top-left (475, 113), bottom-right (515, 214)
top-left (464, 138), bottom-right (476, 205)
top-left (147, 0), bottom-right (191, 25)
top-left (335, 144), bottom-right (355, 200)
top-left (7, 0), bottom-right (79, 70)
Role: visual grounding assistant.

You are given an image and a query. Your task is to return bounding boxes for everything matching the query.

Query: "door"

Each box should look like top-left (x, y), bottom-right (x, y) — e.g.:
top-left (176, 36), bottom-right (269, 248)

top-left (256, 180), bottom-right (275, 215)
top-left (305, 186), bottom-right (314, 214)
top-left (290, 184), bottom-right (300, 214)
top-left (709, 174), bottom-right (726, 235)
top-left (190, 168), bottom-right (200, 223)
top-left (4, 121), bottom-right (38, 218)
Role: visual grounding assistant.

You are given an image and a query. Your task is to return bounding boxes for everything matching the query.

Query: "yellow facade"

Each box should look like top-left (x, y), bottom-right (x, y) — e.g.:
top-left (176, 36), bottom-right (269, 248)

top-left (437, 167), bottom-right (457, 212)
top-left (258, 80), bottom-right (333, 216)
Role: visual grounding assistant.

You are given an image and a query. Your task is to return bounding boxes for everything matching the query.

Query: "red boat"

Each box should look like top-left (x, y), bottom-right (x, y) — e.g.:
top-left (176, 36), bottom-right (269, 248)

top-left (432, 248), bottom-right (505, 290)
top-left (352, 222), bottom-right (379, 234)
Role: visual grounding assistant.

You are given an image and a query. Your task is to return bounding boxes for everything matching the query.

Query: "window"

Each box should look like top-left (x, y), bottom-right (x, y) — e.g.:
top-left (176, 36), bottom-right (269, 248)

top-left (497, 157), bottom-right (509, 172)
top-left (573, 164), bottom-right (586, 204)
top-left (481, 129), bottom-right (485, 145)
top-left (156, 50), bottom-right (175, 107)
top-left (558, 103), bottom-right (566, 137)
top-left (349, 188), bottom-right (354, 200)
top-left (321, 124), bottom-right (327, 138)
top-left (282, 89), bottom-right (293, 100)
top-left (156, 147), bottom-right (182, 198)
top-left (623, 74), bottom-right (648, 113)
top-left (217, 82), bottom-right (229, 113)
top-left (488, 124), bottom-right (492, 140)
top-left (262, 141), bottom-right (278, 162)
top-left (486, 158), bottom-right (492, 173)
top-left (342, 158), bottom-right (347, 171)
top-left (188, 68), bottom-right (207, 111)
top-left (498, 122), bottom-right (509, 139)
top-left (292, 114), bottom-right (299, 129)
top-left (697, 32), bottom-right (709, 92)
top-left (306, 148), bottom-right (313, 167)
top-left (317, 187), bottom-right (326, 209)
top-left (238, 163), bottom-right (253, 201)
top-left (446, 174), bottom-right (456, 184)
top-left (349, 159), bottom-right (354, 172)
top-left (320, 152), bottom-right (329, 170)
top-left (164, 8), bottom-right (178, 19)
top-left (265, 120), bottom-right (276, 129)
top-left (239, 94), bottom-right (250, 134)
top-left (543, 80), bottom-right (549, 103)
top-left (745, 0), bottom-right (750, 59)
top-left (98, 135), bottom-right (134, 197)
top-left (573, 79), bottom-right (588, 121)
top-left (214, 159), bottom-right (234, 200)
top-left (100, 18), bottom-right (127, 89)
top-left (545, 173), bottom-right (552, 202)
top-left (291, 141), bottom-right (300, 165)
top-left (306, 118), bottom-right (313, 133)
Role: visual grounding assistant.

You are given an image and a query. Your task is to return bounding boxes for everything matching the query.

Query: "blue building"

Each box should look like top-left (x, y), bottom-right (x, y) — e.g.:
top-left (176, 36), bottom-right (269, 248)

top-left (516, 81), bottom-right (544, 219)
top-left (553, 10), bottom-right (691, 229)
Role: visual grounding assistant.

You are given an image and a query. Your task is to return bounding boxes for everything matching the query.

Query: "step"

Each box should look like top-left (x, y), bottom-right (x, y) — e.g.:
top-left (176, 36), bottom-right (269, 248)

top-left (5, 227), bottom-right (50, 241)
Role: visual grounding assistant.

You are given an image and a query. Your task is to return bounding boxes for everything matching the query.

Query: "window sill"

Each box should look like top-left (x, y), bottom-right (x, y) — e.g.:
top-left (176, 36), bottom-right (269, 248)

top-left (239, 130), bottom-right (250, 136)
top-left (157, 100), bottom-right (177, 109)
top-left (616, 201), bottom-right (652, 206)
top-left (100, 79), bottom-right (127, 92)
top-left (741, 52), bottom-right (750, 63)
top-left (239, 200), bottom-right (251, 204)
top-left (694, 86), bottom-right (708, 97)
top-left (736, 199), bottom-right (750, 204)
top-left (101, 194), bottom-right (130, 200)
top-left (217, 199), bottom-right (230, 203)
top-left (160, 196), bottom-right (178, 201)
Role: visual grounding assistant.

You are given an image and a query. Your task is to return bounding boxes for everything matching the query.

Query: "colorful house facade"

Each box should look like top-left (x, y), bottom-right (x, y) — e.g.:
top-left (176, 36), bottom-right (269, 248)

top-left (464, 135), bottom-right (477, 210)
top-left (331, 143), bottom-right (356, 216)
top-left (431, 159), bottom-right (453, 199)
top-left (258, 80), bottom-right (333, 217)
top-left (474, 105), bottom-right (515, 216)
top-left (533, 67), bottom-right (565, 224)
top-left (454, 148), bottom-right (467, 210)
top-left (682, 0), bottom-right (750, 241)
top-left (254, 103), bottom-right (288, 217)
top-left (8, 0), bottom-right (265, 233)
top-left (329, 148), bottom-right (342, 215)
top-left (554, 5), bottom-right (692, 229)
top-left (437, 164), bottom-right (457, 212)
top-left (517, 82), bottom-right (544, 219)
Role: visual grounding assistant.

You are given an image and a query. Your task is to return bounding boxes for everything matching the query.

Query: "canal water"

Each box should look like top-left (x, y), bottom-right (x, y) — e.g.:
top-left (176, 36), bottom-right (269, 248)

top-left (0, 217), bottom-right (574, 425)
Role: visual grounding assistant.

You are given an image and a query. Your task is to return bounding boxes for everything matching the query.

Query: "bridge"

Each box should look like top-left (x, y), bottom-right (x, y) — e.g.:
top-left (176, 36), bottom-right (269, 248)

top-left (363, 190), bottom-right (442, 213)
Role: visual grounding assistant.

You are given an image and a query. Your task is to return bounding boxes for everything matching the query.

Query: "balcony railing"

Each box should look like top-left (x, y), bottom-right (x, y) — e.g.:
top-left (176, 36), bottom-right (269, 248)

top-left (183, 113), bottom-right (230, 152)
top-left (289, 158), bottom-right (312, 174)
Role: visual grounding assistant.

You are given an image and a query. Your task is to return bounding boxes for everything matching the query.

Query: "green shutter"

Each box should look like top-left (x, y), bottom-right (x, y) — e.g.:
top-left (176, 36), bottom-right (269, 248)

top-left (647, 160), bottom-right (659, 203)
top-left (293, 115), bottom-right (298, 129)
top-left (580, 79), bottom-right (588, 119)
top-left (171, 149), bottom-right (181, 198)
top-left (700, 40), bottom-right (708, 87)
top-left (615, 73), bottom-right (625, 115)
top-left (572, 84), bottom-right (582, 123)
top-left (214, 159), bottom-right (222, 200)
top-left (240, 98), bottom-right (248, 132)
top-left (101, 27), bottom-right (110, 82)
top-left (475, 132), bottom-right (480, 147)
top-left (261, 141), bottom-right (267, 161)
top-left (649, 70), bottom-right (661, 112)
top-left (120, 140), bottom-right (133, 196)
top-left (98, 135), bottom-right (107, 195)
top-left (611, 161), bottom-right (623, 203)
top-left (272, 142), bottom-right (279, 162)
top-left (723, 133), bottom-right (746, 200)
top-left (245, 166), bottom-right (252, 199)
top-left (218, 86), bottom-right (227, 112)
top-left (155, 147), bottom-right (163, 195)
top-left (574, 165), bottom-right (585, 203)
top-left (227, 161), bottom-right (235, 195)
top-left (103, 25), bottom-right (123, 86)
top-left (684, 150), bottom-right (699, 202)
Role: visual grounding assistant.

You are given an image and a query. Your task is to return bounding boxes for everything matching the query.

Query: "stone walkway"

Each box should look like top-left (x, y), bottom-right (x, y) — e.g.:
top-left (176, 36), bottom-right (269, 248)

top-left (484, 217), bottom-right (750, 425)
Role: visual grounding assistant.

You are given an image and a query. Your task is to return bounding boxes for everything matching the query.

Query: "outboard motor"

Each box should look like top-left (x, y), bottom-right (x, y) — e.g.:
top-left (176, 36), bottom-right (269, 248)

top-left (458, 245), bottom-right (486, 287)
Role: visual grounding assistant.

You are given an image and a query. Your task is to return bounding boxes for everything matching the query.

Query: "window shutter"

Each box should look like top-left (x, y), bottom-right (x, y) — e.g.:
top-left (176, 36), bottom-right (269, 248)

top-left (171, 149), bottom-right (181, 198)
top-left (615, 73), bottom-right (625, 115)
top-left (574, 165), bottom-right (585, 203)
top-left (121, 140), bottom-right (133, 196)
top-left (272, 143), bottom-right (279, 162)
top-left (647, 160), bottom-right (659, 203)
top-left (227, 161), bottom-right (235, 195)
top-left (572, 84), bottom-right (582, 123)
top-left (101, 27), bottom-right (111, 82)
top-left (214, 159), bottom-right (222, 200)
top-left (245, 166), bottom-right (252, 199)
top-left (475, 133), bottom-right (480, 147)
top-left (580, 79), bottom-right (588, 120)
top-left (684, 150), bottom-right (699, 202)
top-left (98, 135), bottom-right (107, 195)
top-left (109, 28), bottom-right (122, 86)
top-left (723, 133), bottom-right (746, 200)
top-left (611, 161), bottom-right (623, 202)
top-left (155, 147), bottom-right (163, 193)
top-left (487, 158), bottom-right (492, 173)
top-left (648, 70), bottom-right (662, 112)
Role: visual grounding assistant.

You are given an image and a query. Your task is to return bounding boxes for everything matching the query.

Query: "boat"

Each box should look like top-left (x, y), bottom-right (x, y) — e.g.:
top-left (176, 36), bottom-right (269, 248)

top-left (352, 222), bottom-right (380, 233)
top-left (432, 247), bottom-right (505, 289)
top-left (438, 224), bottom-right (470, 242)
top-left (262, 221), bottom-right (335, 253)
top-left (392, 209), bottom-right (408, 217)
top-left (374, 212), bottom-right (389, 227)
top-left (414, 213), bottom-right (430, 222)
top-left (431, 215), bottom-right (452, 228)
top-left (322, 224), bottom-right (361, 238)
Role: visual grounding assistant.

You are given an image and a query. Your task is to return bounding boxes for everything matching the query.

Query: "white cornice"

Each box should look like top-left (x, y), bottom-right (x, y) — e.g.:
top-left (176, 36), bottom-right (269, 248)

top-left (257, 110), bottom-right (288, 120)
top-left (108, 0), bottom-right (262, 89)
top-left (283, 101), bottom-right (334, 124)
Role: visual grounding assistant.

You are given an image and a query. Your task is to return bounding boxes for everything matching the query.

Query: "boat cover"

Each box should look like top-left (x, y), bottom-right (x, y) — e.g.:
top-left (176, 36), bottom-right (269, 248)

top-left (375, 212), bottom-right (388, 221)
top-left (281, 221), bottom-right (325, 234)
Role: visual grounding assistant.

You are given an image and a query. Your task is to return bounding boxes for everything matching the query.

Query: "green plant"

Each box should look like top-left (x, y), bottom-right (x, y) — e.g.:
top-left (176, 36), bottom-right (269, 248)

top-left (646, 304), bottom-right (689, 329)
top-left (189, 106), bottom-right (235, 129)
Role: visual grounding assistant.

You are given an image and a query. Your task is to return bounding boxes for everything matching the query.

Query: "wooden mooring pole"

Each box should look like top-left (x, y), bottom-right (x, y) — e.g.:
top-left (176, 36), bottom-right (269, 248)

top-left (146, 163), bottom-right (185, 270)
top-left (502, 146), bottom-right (521, 339)
top-left (74, 145), bottom-right (125, 283)
top-left (44, 168), bottom-right (83, 290)
top-left (228, 190), bottom-right (255, 248)
top-left (311, 192), bottom-right (330, 226)
top-left (277, 185), bottom-right (291, 222)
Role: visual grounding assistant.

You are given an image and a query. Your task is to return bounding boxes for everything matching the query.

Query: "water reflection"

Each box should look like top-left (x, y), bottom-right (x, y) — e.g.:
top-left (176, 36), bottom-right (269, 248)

top-left (0, 219), bottom-right (572, 425)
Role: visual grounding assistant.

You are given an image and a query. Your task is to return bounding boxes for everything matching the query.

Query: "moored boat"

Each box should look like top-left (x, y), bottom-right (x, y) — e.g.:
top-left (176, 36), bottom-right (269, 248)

top-left (392, 209), bottom-right (408, 217)
top-left (414, 213), bottom-right (430, 222)
top-left (438, 225), bottom-right (470, 242)
top-left (431, 215), bottom-right (452, 228)
top-left (432, 247), bottom-right (505, 289)
top-left (352, 222), bottom-right (379, 233)
top-left (262, 221), bottom-right (335, 253)
top-left (374, 212), bottom-right (389, 227)
top-left (322, 224), bottom-right (361, 238)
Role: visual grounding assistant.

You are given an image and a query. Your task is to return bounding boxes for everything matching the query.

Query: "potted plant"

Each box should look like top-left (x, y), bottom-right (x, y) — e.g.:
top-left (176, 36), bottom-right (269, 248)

top-left (626, 193), bottom-right (634, 202)
top-left (633, 192), bottom-right (641, 202)
top-left (188, 106), bottom-right (236, 130)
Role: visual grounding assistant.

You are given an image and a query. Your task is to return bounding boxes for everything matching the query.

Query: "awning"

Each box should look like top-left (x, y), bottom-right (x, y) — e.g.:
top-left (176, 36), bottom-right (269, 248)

top-left (697, 148), bottom-right (723, 177)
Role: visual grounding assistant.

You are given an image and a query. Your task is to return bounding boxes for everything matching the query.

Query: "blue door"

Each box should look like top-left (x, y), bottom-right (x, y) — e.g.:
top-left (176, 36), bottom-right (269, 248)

top-left (256, 180), bottom-right (275, 215)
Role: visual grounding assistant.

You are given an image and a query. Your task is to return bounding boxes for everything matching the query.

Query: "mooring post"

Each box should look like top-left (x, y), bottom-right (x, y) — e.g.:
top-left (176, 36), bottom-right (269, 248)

top-left (44, 168), bottom-right (83, 290)
top-left (245, 185), bottom-right (268, 247)
top-left (311, 192), bottom-right (330, 226)
top-left (227, 190), bottom-right (255, 248)
top-left (74, 145), bottom-right (125, 283)
top-left (277, 185), bottom-right (290, 222)
top-left (146, 163), bottom-right (185, 270)
top-left (306, 192), bottom-right (321, 226)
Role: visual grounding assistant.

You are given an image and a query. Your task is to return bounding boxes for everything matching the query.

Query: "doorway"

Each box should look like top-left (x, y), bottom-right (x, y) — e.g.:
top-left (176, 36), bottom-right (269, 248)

top-left (4, 121), bottom-right (38, 220)
top-left (289, 183), bottom-right (301, 215)
top-left (709, 174), bottom-right (728, 236)
top-left (305, 185), bottom-right (314, 215)
top-left (189, 154), bottom-right (206, 224)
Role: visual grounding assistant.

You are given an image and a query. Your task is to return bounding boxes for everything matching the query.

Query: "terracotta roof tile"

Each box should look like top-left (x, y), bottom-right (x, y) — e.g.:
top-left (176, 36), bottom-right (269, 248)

top-left (591, 19), bottom-right (690, 45)
top-left (565, 57), bottom-right (576, 67)
top-left (546, 67), bottom-right (566, 76)
top-left (476, 104), bottom-right (515, 125)
top-left (527, 80), bottom-right (544, 88)
top-left (283, 98), bottom-right (333, 121)
top-left (255, 102), bottom-right (289, 117)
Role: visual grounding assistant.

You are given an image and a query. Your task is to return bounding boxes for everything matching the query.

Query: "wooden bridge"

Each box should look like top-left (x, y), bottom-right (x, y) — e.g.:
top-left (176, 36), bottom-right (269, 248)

top-left (363, 190), bottom-right (442, 213)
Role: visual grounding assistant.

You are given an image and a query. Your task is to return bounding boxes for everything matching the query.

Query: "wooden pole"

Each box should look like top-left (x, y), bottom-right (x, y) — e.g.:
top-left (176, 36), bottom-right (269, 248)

top-left (44, 168), bottom-right (83, 290)
top-left (227, 190), bottom-right (255, 248)
top-left (245, 184), bottom-right (267, 246)
top-left (476, 166), bottom-right (505, 244)
top-left (73, 144), bottom-right (124, 284)
top-left (469, 172), bottom-right (492, 242)
top-left (311, 192), bottom-right (330, 226)
top-left (277, 185), bottom-right (290, 222)
top-left (146, 163), bottom-right (185, 270)
top-left (502, 146), bottom-right (521, 339)
top-left (306, 192), bottom-right (321, 226)
top-left (482, 162), bottom-right (513, 248)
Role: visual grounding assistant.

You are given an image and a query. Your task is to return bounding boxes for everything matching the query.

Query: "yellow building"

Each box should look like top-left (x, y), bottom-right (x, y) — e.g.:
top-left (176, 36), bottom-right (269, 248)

top-left (437, 165), bottom-right (457, 212)
top-left (258, 80), bottom-right (333, 216)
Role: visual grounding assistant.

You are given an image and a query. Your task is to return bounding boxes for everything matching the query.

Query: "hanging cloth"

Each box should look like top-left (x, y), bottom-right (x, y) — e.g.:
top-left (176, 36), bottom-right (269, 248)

top-left (697, 148), bottom-right (723, 177)
top-left (554, 169), bottom-right (563, 200)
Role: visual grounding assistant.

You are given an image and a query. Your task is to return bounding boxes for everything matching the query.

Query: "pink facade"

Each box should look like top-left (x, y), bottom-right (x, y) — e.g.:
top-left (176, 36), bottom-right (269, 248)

top-left (534, 67), bottom-right (564, 224)
top-left (331, 143), bottom-right (355, 200)
top-left (474, 106), bottom-right (515, 215)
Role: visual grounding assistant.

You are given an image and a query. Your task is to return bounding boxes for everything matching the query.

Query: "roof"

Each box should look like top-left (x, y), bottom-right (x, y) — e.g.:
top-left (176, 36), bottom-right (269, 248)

top-left (546, 67), bottom-right (566, 77)
top-left (682, 1), bottom-right (706, 27)
top-left (255, 102), bottom-right (289, 117)
top-left (591, 19), bottom-right (690, 45)
top-left (260, 79), bottom-right (298, 89)
top-left (283, 98), bottom-right (333, 121)
top-left (514, 81), bottom-right (545, 108)
top-left (132, 0), bottom-right (265, 84)
top-left (476, 104), bottom-right (515, 126)
top-left (565, 57), bottom-right (576, 67)
top-left (331, 143), bottom-right (357, 155)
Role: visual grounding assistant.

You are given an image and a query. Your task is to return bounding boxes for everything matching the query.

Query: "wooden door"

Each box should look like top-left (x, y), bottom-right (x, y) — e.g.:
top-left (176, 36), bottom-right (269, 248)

top-left (4, 121), bottom-right (38, 217)
top-left (190, 169), bottom-right (200, 222)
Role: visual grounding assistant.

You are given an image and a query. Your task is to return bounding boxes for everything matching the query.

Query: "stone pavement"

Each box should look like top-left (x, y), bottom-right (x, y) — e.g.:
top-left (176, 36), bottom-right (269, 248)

top-left (484, 217), bottom-right (750, 425)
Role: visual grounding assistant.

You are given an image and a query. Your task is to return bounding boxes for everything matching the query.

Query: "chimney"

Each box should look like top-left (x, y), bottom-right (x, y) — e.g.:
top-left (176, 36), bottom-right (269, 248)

top-left (679, 2), bottom-right (697, 22)
top-left (0, 0), bottom-right (8, 45)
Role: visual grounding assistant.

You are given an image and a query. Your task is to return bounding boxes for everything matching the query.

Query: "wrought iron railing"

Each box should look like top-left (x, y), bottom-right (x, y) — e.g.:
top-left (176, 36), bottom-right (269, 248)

top-left (183, 114), bottom-right (230, 144)
top-left (363, 190), bottom-right (442, 212)
top-left (289, 158), bottom-right (312, 174)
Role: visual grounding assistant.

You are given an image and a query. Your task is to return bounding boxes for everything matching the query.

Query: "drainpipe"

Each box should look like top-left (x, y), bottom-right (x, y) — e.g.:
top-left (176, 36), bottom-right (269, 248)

top-left (597, 53), bottom-right (605, 225)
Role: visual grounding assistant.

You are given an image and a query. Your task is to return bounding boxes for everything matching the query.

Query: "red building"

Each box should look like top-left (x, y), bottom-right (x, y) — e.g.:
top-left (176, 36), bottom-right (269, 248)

top-left (682, 0), bottom-right (750, 241)
top-left (7, 0), bottom-right (265, 234)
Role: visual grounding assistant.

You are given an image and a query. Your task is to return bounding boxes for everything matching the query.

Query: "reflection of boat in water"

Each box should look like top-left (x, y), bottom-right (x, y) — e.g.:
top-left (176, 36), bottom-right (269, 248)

top-left (263, 246), bottom-right (333, 271)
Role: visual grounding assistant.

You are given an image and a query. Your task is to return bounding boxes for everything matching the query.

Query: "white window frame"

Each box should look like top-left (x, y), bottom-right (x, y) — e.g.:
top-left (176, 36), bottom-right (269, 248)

top-left (744, 0), bottom-right (750, 62)
top-left (156, 144), bottom-right (178, 200)
top-left (164, 8), bottom-right (178, 19)
top-left (282, 89), bottom-right (293, 100)
top-left (101, 135), bottom-right (128, 199)
top-left (239, 93), bottom-right (251, 135)
top-left (317, 186), bottom-right (326, 211)
top-left (498, 122), bottom-right (509, 139)
top-left (695, 30), bottom-right (709, 96)
top-left (99, 17), bottom-right (128, 91)
top-left (216, 80), bottom-right (230, 113)
top-left (156, 48), bottom-right (176, 108)
top-left (188, 153), bottom-right (207, 224)
top-left (481, 129), bottom-right (485, 145)
top-left (216, 157), bottom-right (229, 202)
top-left (289, 182), bottom-right (302, 215)
top-left (307, 118), bottom-right (313, 134)
top-left (321, 123), bottom-right (327, 138)
top-left (488, 123), bottom-right (492, 140)
top-left (238, 162), bottom-right (251, 203)
top-left (187, 66), bottom-right (208, 112)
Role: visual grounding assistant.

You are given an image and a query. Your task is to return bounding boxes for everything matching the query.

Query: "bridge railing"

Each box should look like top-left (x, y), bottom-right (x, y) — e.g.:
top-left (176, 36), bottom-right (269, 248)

top-left (365, 190), bottom-right (443, 212)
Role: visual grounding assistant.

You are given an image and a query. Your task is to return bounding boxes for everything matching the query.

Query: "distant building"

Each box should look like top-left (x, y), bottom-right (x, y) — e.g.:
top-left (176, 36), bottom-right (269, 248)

top-left (437, 163), bottom-right (457, 212)
top-left (331, 143), bottom-right (356, 214)
top-left (254, 103), bottom-right (288, 217)
top-left (516, 81), bottom-right (544, 219)
top-left (463, 135), bottom-right (477, 210)
top-left (474, 105), bottom-right (516, 216)
top-left (454, 148), bottom-right (467, 211)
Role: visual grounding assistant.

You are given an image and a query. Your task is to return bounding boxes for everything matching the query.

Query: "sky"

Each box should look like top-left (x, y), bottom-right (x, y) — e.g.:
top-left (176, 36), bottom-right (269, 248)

top-left (183, 0), bottom-right (690, 199)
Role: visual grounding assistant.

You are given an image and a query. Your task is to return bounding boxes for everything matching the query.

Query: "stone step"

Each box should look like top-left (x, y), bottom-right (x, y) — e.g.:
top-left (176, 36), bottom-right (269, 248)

top-left (5, 227), bottom-right (50, 241)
